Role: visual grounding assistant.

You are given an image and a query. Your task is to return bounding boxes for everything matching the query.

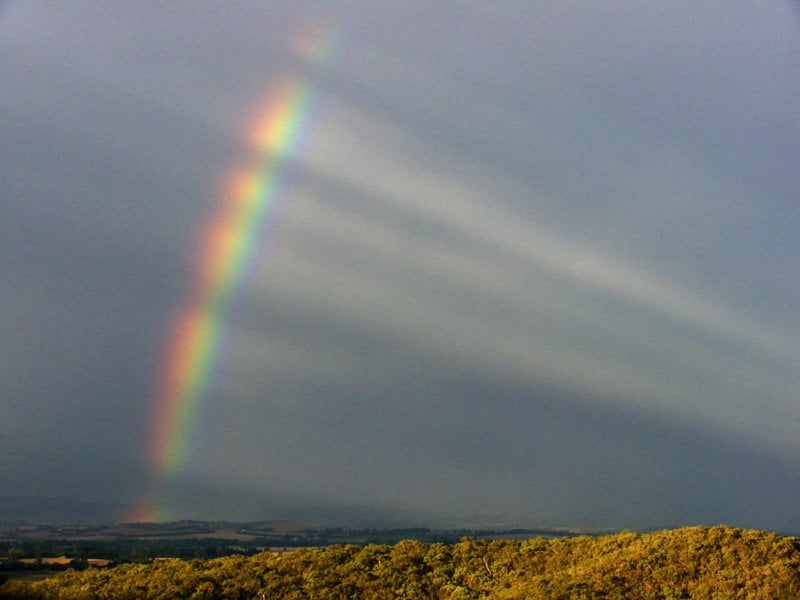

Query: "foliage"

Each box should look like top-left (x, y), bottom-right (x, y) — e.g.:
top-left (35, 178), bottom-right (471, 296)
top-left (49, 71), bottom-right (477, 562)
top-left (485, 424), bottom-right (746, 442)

top-left (1, 526), bottom-right (799, 598)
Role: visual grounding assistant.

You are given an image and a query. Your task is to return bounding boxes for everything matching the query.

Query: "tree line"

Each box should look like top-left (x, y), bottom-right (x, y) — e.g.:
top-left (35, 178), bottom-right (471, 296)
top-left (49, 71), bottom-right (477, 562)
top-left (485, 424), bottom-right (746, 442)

top-left (1, 525), bottom-right (799, 598)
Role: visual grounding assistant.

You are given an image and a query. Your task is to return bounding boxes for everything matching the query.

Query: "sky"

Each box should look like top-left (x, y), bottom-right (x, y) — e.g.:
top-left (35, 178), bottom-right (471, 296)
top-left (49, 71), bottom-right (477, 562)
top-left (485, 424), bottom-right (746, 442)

top-left (1, 2), bottom-right (799, 531)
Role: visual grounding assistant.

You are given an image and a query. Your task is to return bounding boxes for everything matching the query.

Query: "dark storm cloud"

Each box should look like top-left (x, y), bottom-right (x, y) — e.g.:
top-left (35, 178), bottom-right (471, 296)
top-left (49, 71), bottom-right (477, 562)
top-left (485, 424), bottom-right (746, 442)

top-left (148, 371), bottom-right (800, 530)
top-left (1, 2), bottom-right (798, 530)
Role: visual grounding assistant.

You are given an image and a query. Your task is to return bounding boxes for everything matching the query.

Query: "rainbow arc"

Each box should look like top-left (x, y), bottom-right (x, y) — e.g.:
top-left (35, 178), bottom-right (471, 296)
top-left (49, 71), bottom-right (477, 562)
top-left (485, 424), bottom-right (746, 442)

top-left (134, 24), bottom-right (333, 522)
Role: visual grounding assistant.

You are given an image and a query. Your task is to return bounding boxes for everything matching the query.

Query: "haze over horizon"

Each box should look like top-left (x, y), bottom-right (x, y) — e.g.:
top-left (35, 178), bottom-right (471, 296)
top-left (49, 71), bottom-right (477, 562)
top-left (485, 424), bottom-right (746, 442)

top-left (1, 2), bottom-right (798, 531)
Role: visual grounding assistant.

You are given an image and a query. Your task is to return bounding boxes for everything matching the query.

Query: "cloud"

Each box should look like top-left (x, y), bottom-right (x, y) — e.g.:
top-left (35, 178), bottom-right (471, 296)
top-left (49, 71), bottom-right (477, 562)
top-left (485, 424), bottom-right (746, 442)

top-left (1, 2), bottom-right (798, 529)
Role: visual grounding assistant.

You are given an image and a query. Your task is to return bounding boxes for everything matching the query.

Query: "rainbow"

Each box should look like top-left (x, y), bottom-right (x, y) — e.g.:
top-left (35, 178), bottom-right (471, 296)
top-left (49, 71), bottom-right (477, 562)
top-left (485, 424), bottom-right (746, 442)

top-left (133, 24), bottom-right (333, 522)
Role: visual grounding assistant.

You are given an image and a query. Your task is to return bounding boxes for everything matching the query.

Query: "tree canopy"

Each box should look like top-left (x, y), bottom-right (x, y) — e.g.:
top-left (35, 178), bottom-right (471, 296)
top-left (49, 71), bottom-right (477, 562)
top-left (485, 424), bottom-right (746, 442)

top-left (2, 526), bottom-right (799, 598)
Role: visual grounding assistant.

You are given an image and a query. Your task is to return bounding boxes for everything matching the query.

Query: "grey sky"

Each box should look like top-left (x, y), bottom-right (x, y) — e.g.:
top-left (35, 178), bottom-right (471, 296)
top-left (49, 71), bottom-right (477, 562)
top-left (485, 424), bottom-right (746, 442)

top-left (1, 2), bottom-right (798, 530)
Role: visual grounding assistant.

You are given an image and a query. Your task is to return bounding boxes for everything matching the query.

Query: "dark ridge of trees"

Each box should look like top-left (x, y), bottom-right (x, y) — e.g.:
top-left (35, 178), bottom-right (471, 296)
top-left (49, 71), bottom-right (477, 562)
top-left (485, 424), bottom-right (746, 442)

top-left (2, 526), bottom-right (799, 599)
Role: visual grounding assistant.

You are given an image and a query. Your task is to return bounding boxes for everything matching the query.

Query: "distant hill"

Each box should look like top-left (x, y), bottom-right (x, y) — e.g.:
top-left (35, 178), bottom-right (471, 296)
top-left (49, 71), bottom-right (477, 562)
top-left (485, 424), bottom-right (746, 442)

top-left (2, 525), bottom-right (799, 598)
